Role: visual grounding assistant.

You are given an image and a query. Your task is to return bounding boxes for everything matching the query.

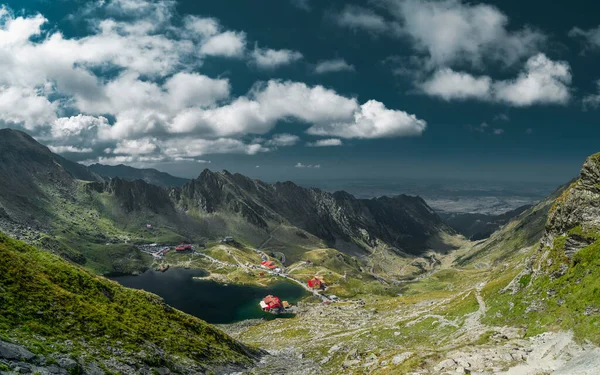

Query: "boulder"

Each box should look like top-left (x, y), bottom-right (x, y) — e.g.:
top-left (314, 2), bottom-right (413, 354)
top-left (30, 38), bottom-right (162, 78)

top-left (392, 352), bottom-right (413, 365)
top-left (434, 358), bottom-right (457, 372)
top-left (342, 359), bottom-right (360, 368)
top-left (0, 341), bottom-right (35, 361)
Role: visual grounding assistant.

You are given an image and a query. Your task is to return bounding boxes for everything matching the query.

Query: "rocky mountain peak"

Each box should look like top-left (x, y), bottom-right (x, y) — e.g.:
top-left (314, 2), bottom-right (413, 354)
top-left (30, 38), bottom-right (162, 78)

top-left (198, 168), bottom-right (215, 178)
top-left (534, 154), bottom-right (600, 276)
top-left (578, 153), bottom-right (600, 192)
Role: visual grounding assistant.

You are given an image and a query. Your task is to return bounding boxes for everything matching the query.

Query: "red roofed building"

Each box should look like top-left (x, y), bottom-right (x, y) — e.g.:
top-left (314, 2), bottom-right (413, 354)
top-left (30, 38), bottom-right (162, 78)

top-left (260, 295), bottom-right (282, 311)
top-left (307, 277), bottom-right (323, 289)
top-left (261, 261), bottom-right (276, 269)
top-left (175, 243), bottom-right (193, 252)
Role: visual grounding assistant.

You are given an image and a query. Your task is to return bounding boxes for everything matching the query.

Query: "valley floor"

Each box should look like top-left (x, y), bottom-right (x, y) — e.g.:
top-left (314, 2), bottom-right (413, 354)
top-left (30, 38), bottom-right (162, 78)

top-left (212, 239), bottom-right (600, 375)
top-left (3, 224), bottom-right (600, 374)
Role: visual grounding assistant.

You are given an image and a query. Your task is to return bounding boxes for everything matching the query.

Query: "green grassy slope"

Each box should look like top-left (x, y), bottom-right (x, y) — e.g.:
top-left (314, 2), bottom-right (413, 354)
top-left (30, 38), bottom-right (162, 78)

top-left (482, 155), bottom-right (600, 345)
top-left (0, 232), bottom-right (259, 374)
top-left (454, 184), bottom-right (567, 267)
top-left (483, 235), bottom-right (600, 344)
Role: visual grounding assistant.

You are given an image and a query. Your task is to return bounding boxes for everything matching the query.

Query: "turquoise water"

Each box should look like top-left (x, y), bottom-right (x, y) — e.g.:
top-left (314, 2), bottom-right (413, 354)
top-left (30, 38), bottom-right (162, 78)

top-left (110, 268), bottom-right (307, 324)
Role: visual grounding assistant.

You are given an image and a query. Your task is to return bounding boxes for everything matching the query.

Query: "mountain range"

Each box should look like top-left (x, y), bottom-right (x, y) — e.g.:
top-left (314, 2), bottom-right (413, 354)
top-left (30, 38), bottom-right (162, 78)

top-left (0, 128), bottom-right (452, 273)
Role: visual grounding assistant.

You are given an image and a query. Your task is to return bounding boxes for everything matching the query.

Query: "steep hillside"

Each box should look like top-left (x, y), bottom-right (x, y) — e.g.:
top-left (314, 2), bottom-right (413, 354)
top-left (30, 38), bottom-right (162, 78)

top-left (0, 232), bottom-right (259, 374)
top-left (0, 129), bottom-right (99, 226)
top-left (88, 163), bottom-right (189, 188)
top-left (87, 178), bottom-right (178, 216)
top-left (482, 153), bottom-right (600, 344)
top-left (455, 184), bottom-right (567, 267)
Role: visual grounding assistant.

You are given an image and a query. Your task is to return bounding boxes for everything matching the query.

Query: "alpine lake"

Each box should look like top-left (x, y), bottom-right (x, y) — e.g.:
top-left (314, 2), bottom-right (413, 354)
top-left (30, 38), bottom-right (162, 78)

top-left (110, 268), bottom-right (308, 324)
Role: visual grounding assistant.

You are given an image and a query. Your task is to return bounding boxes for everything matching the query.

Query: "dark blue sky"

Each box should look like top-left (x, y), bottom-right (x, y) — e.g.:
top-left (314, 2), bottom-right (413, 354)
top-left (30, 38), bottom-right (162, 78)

top-left (2, 0), bottom-right (599, 184)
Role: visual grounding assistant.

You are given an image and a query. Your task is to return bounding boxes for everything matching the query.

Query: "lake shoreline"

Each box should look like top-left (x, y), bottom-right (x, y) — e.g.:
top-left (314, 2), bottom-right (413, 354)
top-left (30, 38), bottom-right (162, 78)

top-left (110, 268), bottom-right (309, 324)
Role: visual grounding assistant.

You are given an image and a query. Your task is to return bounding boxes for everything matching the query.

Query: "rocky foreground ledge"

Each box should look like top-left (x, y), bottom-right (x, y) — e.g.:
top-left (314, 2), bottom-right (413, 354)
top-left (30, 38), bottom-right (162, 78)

top-left (0, 339), bottom-right (105, 375)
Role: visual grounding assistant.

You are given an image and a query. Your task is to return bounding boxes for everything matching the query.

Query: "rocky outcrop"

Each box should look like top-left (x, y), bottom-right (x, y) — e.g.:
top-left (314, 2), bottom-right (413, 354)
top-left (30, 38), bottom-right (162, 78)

top-left (535, 154), bottom-right (600, 275)
top-left (0, 339), bottom-right (90, 375)
top-left (0, 337), bottom-right (253, 375)
top-left (543, 155), bottom-right (600, 247)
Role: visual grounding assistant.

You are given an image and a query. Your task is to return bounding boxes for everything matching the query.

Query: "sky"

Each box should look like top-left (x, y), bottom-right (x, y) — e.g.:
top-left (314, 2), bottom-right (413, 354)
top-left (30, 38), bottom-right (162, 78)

top-left (0, 0), bottom-right (599, 185)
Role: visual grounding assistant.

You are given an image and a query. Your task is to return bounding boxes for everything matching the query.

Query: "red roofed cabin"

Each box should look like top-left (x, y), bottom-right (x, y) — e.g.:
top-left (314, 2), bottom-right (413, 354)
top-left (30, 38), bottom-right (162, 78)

top-left (261, 261), bottom-right (276, 269)
top-left (307, 277), bottom-right (324, 289)
top-left (175, 243), bottom-right (193, 252)
top-left (260, 295), bottom-right (282, 311)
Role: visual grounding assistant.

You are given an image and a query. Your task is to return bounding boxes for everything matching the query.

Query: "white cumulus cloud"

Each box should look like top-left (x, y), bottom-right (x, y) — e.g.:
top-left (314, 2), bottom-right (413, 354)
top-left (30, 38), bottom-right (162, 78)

top-left (200, 31), bottom-right (246, 58)
top-left (163, 138), bottom-right (269, 158)
top-left (307, 139), bottom-right (343, 147)
top-left (266, 133), bottom-right (301, 147)
top-left (421, 69), bottom-right (491, 100)
top-left (48, 146), bottom-right (94, 154)
top-left (493, 54), bottom-right (571, 106)
top-left (295, 162), bottom-right (321, 168)
top-left (420, 54), bottom-right (571, 106)
top-left (386, 0), bottom-right (546, 68)
top-left (0, 1), bottom-right (427, 166)
top-left (307, 100), bottom-right (426, 139)
top-left (251, 47), bottom-right (303, 69)
top-left (114, 138), bottom-right (159, 155)
top-left (335, 5), bottom-right (391, 33)
top-left (314, 59), bottom-right (355, 74)
top-left (569, 25), bottom-right (600, 50)
top-left (0, 87), bottom-right (57, 129)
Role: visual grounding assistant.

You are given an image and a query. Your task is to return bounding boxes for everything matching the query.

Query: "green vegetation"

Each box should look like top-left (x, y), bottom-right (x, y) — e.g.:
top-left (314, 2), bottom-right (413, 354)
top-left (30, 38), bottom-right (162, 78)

top-left (518, 274), bottom-right (532, 288)
top-left (0, 232), bottom-right (258, 372)
top-left (484, 237), bottom-right (600, 344)
top-left (32, 182), bottom-right (168, 275)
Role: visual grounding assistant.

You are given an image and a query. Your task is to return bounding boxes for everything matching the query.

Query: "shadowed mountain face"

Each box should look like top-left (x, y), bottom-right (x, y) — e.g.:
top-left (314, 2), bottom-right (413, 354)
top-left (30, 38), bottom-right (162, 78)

top-left (87, 178), bottom-right (177, 214)
top-left (88, 163), bottom-right (189, 188)
top-left (0, 129), bottom-right (97, 182)
top-left (171, 170), bottom-right (453, 255)
top-left (0, 129), bottom-right (99, 224)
